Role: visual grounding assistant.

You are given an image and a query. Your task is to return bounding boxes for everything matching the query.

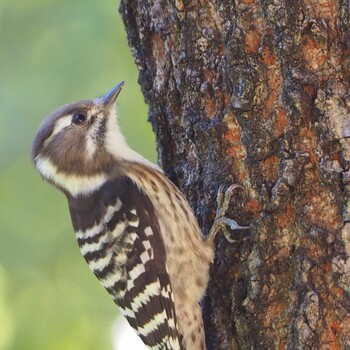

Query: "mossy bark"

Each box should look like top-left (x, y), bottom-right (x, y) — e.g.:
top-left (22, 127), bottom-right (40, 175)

top-left (120, 1), bottom-right (350, 348)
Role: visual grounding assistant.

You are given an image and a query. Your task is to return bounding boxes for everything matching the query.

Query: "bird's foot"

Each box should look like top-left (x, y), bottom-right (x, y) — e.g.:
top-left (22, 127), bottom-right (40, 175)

top-left (208, 184), bottom-right (249, 243)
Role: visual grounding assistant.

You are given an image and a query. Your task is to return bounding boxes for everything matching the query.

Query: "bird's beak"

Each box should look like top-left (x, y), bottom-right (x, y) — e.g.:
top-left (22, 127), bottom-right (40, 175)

top-left (98, 81), bottom-right (125, 111)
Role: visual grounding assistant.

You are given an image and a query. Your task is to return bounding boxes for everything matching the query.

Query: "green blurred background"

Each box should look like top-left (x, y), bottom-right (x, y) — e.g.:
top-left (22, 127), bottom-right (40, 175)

top-left (0, 0), bottom-right (156, 349)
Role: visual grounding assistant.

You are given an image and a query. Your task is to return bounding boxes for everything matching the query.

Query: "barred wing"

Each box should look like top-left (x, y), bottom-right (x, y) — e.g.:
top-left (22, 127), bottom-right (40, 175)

top-left (68, 177), bottom-right (182, 350)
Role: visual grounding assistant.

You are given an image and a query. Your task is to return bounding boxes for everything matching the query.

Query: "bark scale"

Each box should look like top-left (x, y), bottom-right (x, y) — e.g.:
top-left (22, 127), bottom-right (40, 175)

top-left (120, 1), bottom-right (350, 348)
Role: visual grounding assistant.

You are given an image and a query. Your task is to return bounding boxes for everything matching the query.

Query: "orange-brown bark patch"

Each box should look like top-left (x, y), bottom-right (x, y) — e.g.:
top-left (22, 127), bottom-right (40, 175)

top-left (274, 108), bottom-right (288, 138)
top-left (331, 285), bottom-right (344, 298)
top-left (262, 41), bottom-right (277, 66)
top-left (271, 246), bottom-right (290, 263)
top-left (223, 114), bottom-right (249, 182)
top-left (223, 116), bottom-right (242, 149)
top-left (260, 224), bottom-right (269, 242)
top-left (303, 84), bottom-right (317, 98)
top-left (203, 97), bottom-right (217, 118)
top-left (245, 28), bottom-right (262, 53)
top-left (245, 198), bottom-right (263, 216)
top-left (263, 302), bottom-right (287, 328)
top-left (260, 155), bottom-right (280, 183)
top-left (262, 65), bottom-right (282, 119)
top-left (320, 319), bottom-right (342, 350)
top-left (224, 93), bottom-right (230, 108)
top-left (277, 204), bottom-right (295, 229)
top-left (339, 316), bottom-right (350, 345)
top-left (302, 36), bottom-right (328, 71)
top-left (278, 343), bottom-right (287, 350)
top-left (303, 239), bottom-right (324, 262)
top-left (204, 69), bottom-right (214, 82)
top-left (302, 190), bottom-right (339, 231)
top-left (152, 32), bottom-right (165, 60)
top-left (321, 261), bottom-right (332, 273)
top-left (306, 0), bottom-right (337, 22)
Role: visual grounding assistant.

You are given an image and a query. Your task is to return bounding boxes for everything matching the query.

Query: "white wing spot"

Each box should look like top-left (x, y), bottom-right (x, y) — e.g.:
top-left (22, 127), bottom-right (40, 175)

top-left (112, 221), bottom-right (128, 238)
top-left (80, 235), bottom-right (108, 255)
top-left (142, 240), bottom-right (151, 251)
top-left (140, 250), bottom-right (150, 264)
top-left (130, 281), bottom-right (160, 313)
top-left (76, 201), bottom-right (122, 239)
top-left (87, 251), bottom-right (113, 272)
top-left (114, 198), bottom-right (123, 211)
top-left (137, 310), bottom-right (167, 336)
top-left (129, 263), bottom-right (146, 281)
top-left (76, 224), bottom-right (104, 240)
top-left (100, 268), bottom-right (123, 288)
top-left (128, 219), bottom-right (140, 228)
top-left (122, 307), bottom-right (135, 319)
top-left (114, 251), bottom-right (128, 266)
top-left (144, 227), bottom-right (153, 237)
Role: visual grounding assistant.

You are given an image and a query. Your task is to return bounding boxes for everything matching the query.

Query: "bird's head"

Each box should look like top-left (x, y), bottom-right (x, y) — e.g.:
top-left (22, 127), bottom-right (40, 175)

top-left (32, 82), bottom-right (128, 197)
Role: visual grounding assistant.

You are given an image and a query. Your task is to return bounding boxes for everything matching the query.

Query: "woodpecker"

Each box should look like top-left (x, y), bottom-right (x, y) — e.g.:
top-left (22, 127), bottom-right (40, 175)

top-left (32, 82), bottom-right (248, 350)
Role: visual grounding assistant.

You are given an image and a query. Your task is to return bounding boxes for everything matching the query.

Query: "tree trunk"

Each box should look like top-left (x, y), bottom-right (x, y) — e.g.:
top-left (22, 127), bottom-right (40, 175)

top-left (120, 1), bottom-right (350, 349)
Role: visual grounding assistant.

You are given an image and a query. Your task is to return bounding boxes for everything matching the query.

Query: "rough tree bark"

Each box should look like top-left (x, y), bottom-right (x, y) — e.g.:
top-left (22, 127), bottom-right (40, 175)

top-left (120, 1), bottom-right (350, 349)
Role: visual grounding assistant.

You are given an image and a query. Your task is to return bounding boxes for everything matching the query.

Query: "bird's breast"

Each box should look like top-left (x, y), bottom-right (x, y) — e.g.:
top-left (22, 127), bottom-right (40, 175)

top-left (125, 164), bottom-right (214, 300)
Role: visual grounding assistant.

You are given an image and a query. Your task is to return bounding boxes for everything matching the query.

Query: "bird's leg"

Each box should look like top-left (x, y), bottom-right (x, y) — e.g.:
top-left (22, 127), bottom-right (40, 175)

top-left (208, 184), bottom-right (249, 243)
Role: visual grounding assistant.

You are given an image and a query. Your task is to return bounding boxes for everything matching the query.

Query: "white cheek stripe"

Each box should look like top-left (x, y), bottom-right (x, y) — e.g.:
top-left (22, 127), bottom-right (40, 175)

top-left (44, 116), bottom-right (72, 147)
top-left (86, 116), bottom-right (103, 159)
top-left (85, 137), bottom-right (97, 159)
top-left (35, 156), bottom-right (107, 197)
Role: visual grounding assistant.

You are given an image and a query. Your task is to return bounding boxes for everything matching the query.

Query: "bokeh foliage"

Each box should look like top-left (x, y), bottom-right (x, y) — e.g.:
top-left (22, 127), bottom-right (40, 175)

top-left (0, 0), bottom-right (155, 349)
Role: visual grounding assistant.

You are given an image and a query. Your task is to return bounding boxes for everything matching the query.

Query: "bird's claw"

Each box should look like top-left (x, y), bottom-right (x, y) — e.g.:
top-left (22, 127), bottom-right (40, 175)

top-left (209, 184), bottom-right (249, 242)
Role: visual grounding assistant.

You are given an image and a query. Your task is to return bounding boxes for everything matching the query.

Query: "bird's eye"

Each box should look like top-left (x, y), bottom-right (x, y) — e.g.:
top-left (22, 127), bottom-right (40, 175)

top-left (72, 113), bottom-right (86, 125)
